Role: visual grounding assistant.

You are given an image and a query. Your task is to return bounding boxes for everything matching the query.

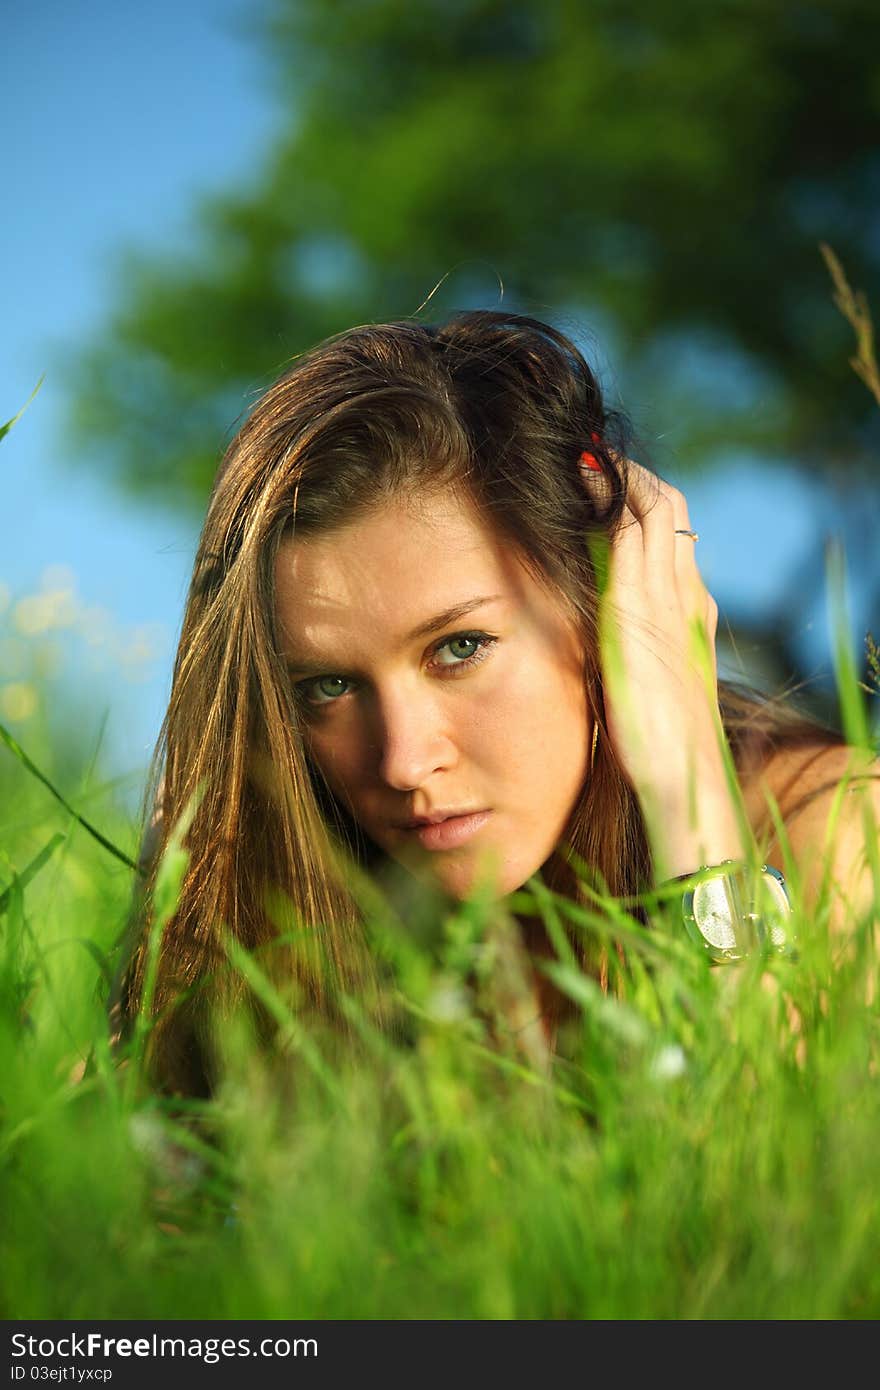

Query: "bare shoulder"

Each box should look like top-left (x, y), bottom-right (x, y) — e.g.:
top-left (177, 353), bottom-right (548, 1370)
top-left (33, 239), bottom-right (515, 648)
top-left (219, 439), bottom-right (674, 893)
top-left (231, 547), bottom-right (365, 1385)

top-left (740, 738), bottom-right (880, 929)
top-left (741, 740), bottom-right (879, 835)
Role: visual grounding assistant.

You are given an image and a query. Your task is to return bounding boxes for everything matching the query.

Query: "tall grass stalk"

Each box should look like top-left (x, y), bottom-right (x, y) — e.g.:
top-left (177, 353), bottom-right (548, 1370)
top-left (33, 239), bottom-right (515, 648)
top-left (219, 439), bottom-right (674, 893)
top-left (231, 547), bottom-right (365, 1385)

top-left (1, 578), bottom-right (877, 1319)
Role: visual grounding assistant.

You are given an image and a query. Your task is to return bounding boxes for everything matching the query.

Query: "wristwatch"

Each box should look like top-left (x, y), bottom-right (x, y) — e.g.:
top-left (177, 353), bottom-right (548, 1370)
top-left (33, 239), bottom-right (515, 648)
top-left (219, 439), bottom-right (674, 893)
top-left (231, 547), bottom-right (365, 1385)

top-left (671, 859), bottom-right (794, 963)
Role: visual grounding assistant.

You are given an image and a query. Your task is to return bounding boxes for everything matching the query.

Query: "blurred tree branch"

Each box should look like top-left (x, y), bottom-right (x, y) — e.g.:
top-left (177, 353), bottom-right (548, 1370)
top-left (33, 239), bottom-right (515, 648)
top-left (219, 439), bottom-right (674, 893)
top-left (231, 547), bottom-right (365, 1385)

top-left (58, 0), bottom-right (880, 512)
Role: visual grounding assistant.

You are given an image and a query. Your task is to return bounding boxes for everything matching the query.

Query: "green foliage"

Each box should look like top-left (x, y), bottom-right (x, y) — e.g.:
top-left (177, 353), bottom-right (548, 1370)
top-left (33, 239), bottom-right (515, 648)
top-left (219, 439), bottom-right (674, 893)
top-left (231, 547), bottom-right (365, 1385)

top-left (0, 720), bottom-right (137, 872)
top-left (62, 0), bottom-right (880, 511)
top-left (5, 149), bottom-right (880, 1314)
top-left (1, 622), bottom-right (878, 1319)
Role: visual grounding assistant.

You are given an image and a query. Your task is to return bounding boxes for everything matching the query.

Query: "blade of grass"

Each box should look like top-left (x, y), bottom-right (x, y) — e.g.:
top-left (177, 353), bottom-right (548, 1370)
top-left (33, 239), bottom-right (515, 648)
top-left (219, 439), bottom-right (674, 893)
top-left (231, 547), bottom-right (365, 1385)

top-left (0, 833), bottom-right (65, 916)
top-left (122, 785), bottom-right (203, 1105)
top-left (0, 721), bottom-right (137, 871)
top-left (221, 931), bottom-right (351, 1111)
top-left (0, 375), bottom-right (45, 445)
top-left (39, 935), bottom-right (115, 991)
top-left (538, 959), bottom-right (656, 1050)
top-left (820, 242), bottom-right (880, 407)
top-left (826, 540), bottom-right (873, 753)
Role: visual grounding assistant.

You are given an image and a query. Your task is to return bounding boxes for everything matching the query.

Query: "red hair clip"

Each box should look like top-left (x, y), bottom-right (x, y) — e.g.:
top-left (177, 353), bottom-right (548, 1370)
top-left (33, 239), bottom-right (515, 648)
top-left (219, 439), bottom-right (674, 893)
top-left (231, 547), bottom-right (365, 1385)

top-left (578, 431), bottom-right (603, 472)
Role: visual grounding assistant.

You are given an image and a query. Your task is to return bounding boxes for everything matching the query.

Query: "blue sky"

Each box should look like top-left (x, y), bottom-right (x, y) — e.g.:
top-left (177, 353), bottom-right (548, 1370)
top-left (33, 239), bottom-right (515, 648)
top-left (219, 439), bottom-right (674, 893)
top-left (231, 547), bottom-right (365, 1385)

top-left (3, 0), bottom-right (278, 785)
top-left (3, 0), bottom-right (875, 799)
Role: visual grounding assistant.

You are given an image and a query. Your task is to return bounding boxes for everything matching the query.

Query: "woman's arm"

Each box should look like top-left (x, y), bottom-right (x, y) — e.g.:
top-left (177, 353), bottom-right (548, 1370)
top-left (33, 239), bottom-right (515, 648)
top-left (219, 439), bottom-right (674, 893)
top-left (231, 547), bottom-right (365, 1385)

top-left (580, 453), bottom-right (879, 931)
top-left (583, 455), bottom-right (757, 881)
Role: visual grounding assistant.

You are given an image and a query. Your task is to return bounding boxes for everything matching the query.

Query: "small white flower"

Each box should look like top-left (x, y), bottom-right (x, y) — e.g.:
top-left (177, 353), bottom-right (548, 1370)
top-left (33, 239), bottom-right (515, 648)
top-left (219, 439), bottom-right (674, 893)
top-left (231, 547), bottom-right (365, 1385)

top-left (650, 1043), bottom-right (688, 1081)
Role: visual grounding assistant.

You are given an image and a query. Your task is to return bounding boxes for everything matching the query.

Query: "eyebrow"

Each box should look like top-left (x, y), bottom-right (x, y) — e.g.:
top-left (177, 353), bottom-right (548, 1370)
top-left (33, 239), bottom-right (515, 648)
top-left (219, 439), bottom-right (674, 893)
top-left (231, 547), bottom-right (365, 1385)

top-left (284, 594), bottom-right (506, 676)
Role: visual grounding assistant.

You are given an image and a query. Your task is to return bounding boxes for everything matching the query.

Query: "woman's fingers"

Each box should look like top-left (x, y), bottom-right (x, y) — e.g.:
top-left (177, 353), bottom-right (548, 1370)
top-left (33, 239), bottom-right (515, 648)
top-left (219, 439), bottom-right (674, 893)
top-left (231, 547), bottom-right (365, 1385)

top-left (577, 444), bottom-right (726, 814)
top-left (576, 448), bottom-right (710, 603)
top-left (579, 450), bottom-right (717, 673)
top-left (625, 462), bottom-right (710, 624)
top-left (606, 500), bottom-right (644, 588)
top-left (624, 460), bottom-right (696, 576)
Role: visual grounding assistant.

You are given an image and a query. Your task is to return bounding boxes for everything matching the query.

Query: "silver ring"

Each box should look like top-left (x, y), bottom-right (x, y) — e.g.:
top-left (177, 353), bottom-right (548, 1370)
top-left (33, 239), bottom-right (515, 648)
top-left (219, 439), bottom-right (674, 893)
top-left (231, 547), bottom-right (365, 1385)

top-left (674, 528), bottom-right (699, 542)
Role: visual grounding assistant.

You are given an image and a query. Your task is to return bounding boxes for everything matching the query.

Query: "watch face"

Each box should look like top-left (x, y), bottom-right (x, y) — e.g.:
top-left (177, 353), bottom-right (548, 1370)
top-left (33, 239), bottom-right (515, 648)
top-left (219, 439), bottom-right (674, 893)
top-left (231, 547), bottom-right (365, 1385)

top-left (758, 869), bottom-right (793, 949)
top-left (686, 865), bottom-right (794, 962)
top-left (691, 876), bottom-right (757, 957)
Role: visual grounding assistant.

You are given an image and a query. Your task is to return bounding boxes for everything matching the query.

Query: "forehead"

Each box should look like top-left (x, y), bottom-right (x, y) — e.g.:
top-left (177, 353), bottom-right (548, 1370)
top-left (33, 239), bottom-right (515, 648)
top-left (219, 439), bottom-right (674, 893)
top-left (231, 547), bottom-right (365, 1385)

top-left (274, 486), bottom-right (541, 658)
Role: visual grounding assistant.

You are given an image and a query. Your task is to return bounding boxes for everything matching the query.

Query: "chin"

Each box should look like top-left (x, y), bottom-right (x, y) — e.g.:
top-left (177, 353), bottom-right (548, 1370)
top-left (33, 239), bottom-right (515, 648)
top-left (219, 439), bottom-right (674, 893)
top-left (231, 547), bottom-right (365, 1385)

top-left (428, 846), bottom-right (537, 905)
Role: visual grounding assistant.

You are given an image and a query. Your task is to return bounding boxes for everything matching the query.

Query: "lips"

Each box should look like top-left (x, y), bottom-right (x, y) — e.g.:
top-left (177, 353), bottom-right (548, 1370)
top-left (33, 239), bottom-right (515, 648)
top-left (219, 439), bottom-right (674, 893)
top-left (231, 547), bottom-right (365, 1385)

top-left (398, 808), bottom-right (484, 829)
top-left (398, 810), bottom-right (492, 852)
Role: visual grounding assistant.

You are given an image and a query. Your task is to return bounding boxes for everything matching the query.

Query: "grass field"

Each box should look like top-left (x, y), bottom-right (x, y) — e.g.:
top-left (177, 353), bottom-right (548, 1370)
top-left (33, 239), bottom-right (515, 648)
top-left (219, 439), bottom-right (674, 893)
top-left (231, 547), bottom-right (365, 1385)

top-left (2, 321), bottom-right (880, 1319)
top-left (1, 600), bottom-right (878, 1321)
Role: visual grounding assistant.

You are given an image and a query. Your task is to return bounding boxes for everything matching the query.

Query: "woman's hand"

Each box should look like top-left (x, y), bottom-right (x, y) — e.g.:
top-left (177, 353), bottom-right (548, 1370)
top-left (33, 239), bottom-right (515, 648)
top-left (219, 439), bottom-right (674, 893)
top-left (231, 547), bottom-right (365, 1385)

top-left (580, 454), bottom-right (752, 881)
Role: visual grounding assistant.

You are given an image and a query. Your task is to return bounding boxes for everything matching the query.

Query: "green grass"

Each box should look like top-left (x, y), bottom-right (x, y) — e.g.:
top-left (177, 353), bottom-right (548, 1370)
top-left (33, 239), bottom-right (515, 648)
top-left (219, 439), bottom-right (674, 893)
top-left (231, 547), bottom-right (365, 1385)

top-left (1, 612), bottom-right (878, 1321)
top-left (2, 348), bottom-right (880, 1319)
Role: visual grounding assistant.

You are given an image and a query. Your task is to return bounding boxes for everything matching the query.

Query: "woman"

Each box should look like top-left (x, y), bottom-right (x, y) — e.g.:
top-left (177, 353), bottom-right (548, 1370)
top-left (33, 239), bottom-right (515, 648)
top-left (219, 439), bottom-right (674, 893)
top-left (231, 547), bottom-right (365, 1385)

top-left (110, 309), bottom-right (880, 1098)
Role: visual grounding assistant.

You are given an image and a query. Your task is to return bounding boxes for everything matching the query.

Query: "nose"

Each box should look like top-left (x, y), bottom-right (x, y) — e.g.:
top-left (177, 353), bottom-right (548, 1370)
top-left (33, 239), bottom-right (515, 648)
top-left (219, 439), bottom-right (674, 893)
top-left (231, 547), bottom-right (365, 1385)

top-left (372, 684), bottom-right (455, 791)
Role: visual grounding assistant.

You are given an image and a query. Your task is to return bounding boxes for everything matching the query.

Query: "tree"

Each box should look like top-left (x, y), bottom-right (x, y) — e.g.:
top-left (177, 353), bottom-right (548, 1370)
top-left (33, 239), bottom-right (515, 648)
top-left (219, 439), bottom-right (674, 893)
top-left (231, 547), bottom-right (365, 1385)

top-left (65, 0), bottom-right (880, 518)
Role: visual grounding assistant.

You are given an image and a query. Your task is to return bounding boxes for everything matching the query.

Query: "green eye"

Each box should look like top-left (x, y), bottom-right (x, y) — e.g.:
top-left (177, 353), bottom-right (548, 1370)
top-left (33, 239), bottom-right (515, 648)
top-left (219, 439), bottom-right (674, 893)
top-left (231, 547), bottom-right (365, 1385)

top-left (440, 635), bottom-right (481, 662)
top-left (297, 674), bottom-right (352, 709)
top-left (430, 631), bottom-right (497, 673)
top-left (315, 676), bottom-right (349, 699)
top-left (294, 631), bottom-right (498, 711)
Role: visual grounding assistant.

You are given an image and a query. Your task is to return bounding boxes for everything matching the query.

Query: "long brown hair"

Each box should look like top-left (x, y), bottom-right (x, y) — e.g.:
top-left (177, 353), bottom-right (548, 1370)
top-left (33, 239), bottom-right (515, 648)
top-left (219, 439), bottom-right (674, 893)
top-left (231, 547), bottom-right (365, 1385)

top-left (109, 310), bottom-right (845, 1097)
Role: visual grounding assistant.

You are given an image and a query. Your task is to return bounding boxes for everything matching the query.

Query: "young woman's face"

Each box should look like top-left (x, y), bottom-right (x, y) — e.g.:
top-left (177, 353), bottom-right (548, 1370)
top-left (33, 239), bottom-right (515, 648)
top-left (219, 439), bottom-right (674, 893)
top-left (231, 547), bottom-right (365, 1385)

top-left (275, 486), bottom-right (593, 902)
